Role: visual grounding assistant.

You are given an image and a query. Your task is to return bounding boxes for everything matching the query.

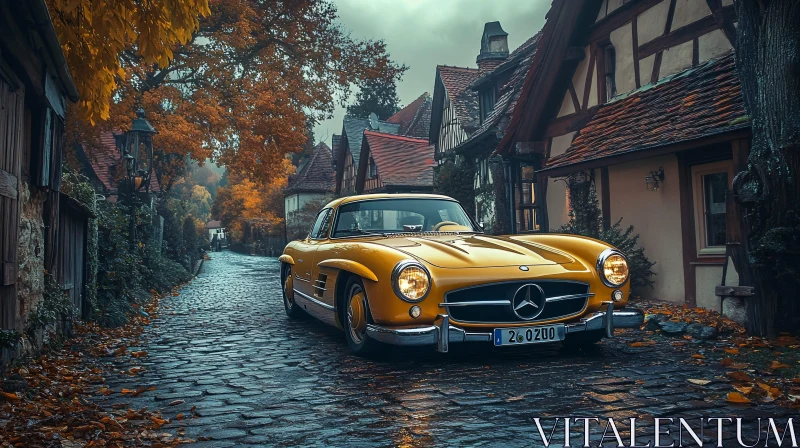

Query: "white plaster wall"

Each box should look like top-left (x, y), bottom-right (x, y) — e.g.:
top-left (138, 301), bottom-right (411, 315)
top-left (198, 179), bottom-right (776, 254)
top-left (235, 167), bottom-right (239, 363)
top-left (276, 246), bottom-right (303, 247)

top-left (610, 22), bottom-right (636, 95)
top-left (658, 40), bottom-right (694, 80)
top-left (696, 265), bottom-right (723, 310)
top-left (671, 0), bottom-right (712, 30)
top-left (572, 46), bottom-right (591, 107)
top-left (597, 0), bottom-right (609, 21)
top-left (546, 132), bottom-right (576, 230)
top-left (637, 0), bottom-right (670, 44)
top-left (698, 29), bottom-right (733, 63)
top-left (550, 132), bottom-right (576, 159)
top-left (607, 0), bottom-right (625, 15)
top-left (607, 154), bottom-right (685, 301)
top-left (557, 92), bottom-right (575, 117)
top-left (639, 54), bottom-right (656, 85)
top-left (721, 0), bottom-right (733, 5)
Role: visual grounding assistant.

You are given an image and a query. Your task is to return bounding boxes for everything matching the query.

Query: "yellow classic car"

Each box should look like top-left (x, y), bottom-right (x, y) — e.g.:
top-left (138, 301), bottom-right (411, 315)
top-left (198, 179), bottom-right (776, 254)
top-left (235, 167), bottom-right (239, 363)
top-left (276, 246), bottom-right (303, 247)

top-left (279, 194), bottom-right (643, 355)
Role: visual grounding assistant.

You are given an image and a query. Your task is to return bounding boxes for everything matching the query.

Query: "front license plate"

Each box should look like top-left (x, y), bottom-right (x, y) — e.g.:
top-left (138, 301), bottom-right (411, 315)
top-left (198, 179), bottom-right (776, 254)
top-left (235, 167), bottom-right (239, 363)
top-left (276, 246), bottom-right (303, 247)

top-left (493, 324), bottom-right (565, 346)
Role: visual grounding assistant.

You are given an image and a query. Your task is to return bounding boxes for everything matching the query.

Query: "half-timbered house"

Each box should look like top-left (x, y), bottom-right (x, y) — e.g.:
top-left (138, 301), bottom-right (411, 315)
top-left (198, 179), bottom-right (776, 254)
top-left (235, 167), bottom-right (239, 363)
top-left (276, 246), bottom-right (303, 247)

top-left (334, 115), bottom-right (400, 196)
top-left (497, 0), bottom-right (747, 317)
top-left (429, 66), bottom-right (481, 159)
top-left (451, 26), bottom-right (542, 232)
top-left (0, 0), bottom-right (82, 353)
top-left (284, 142), bottom-right (336, 235)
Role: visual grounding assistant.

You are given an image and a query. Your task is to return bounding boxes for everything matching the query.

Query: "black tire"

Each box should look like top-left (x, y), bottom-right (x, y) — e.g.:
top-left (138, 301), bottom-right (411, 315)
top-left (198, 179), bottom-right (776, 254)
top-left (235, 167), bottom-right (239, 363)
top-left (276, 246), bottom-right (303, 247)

top-left (282, 265), bottom-right (305, 319)
top-left (561, 330), bottom-right (604, 350)
top-left (342, 276), bottom-right (382, 356)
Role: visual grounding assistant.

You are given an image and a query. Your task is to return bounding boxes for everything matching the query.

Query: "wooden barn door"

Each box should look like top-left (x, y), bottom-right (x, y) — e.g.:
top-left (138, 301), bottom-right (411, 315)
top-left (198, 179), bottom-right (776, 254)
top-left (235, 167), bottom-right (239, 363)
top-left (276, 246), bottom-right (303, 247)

top-left (58, 205), bottom-right (87, 315)
top-left (0, 76), bottom-right (24, 331)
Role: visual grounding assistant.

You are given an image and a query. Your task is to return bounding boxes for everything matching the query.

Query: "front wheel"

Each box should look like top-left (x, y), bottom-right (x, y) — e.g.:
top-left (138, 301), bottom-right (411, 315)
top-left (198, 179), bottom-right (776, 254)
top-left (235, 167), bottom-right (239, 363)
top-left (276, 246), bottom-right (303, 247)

top-left (343, 277), bottom-right (382, 356)
top-left (282, 265), bottom-right (304, 319)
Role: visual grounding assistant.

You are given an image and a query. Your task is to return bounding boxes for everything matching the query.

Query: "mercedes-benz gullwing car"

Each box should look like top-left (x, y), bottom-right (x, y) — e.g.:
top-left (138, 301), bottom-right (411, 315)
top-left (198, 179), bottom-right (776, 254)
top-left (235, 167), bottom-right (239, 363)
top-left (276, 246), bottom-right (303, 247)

top-left (279, 194), bottom-right (644, 355)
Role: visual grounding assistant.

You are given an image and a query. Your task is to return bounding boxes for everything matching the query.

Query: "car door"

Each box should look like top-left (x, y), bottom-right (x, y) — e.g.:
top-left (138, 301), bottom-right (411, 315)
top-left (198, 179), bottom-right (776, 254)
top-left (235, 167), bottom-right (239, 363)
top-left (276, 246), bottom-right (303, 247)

top-left (293, 208), bottom-right (332, 297)
top-left (308, 208), bottom-right (336, 308)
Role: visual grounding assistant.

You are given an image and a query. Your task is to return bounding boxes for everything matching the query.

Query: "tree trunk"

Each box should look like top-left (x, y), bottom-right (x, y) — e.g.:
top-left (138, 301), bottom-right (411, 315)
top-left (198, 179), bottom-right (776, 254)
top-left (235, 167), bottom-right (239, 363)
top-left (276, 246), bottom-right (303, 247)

top-left (733, 0), bottom-right (800, 337)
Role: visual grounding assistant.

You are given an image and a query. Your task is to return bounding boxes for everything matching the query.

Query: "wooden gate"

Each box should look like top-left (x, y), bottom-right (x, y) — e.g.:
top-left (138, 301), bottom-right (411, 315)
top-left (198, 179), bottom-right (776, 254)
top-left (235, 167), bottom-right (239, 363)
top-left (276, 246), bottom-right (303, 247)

top-left (0, 75), bottom-right (24, 331)
top-left (57, 199), bottom-right (88, 317)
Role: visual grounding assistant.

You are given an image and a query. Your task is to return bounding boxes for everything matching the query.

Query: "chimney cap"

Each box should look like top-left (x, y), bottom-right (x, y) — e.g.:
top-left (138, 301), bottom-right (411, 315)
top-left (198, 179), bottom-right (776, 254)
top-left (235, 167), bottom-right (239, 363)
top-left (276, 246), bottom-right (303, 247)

top-left (477, 21), bottom-right (509, 63)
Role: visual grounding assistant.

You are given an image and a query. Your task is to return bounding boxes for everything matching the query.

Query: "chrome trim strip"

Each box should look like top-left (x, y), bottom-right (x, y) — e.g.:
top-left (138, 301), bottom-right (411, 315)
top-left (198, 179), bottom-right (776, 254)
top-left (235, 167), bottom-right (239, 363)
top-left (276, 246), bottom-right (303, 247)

top-left (364, 309), bottom-right (644, 350)
top-left (444, 279), bottom-right (590, 297)
top-left (294, 274), bottom-right (311, 283)
top-left (438, 300), bottom-right (511, 307)
top-left (545, 292), bottom-right (595, 302)
top-left (292, 288), bottom-right (335, 310)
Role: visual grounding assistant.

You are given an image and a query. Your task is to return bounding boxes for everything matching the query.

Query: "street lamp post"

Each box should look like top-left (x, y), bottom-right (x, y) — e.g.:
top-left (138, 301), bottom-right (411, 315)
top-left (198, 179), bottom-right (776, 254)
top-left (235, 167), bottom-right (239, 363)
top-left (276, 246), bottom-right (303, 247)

top-left (122, 108), bottom-right (157, 250)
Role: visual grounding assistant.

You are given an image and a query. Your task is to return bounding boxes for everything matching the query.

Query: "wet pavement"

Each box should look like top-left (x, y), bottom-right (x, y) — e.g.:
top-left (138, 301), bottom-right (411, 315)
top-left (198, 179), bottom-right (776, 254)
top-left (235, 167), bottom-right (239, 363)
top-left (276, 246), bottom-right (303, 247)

top-left (95, 251), bottom-right (793, 447)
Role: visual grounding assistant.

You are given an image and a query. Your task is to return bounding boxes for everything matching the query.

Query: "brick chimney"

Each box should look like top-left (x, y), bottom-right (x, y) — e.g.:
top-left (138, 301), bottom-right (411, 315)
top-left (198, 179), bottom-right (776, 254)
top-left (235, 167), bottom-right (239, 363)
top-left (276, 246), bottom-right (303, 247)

top-left (476, 21), bottom-right (509, 73)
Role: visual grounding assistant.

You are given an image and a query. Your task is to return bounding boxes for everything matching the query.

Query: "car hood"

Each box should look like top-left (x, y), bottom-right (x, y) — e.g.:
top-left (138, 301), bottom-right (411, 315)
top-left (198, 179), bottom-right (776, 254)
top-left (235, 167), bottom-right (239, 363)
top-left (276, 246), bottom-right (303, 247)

top-left (374, 234), bottom-right (575, 269)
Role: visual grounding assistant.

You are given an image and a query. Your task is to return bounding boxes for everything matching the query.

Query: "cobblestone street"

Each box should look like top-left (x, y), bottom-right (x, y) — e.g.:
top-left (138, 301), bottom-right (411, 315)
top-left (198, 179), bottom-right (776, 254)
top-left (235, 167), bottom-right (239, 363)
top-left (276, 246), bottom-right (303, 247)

top-left (94, 251), bottom-right (792, 447)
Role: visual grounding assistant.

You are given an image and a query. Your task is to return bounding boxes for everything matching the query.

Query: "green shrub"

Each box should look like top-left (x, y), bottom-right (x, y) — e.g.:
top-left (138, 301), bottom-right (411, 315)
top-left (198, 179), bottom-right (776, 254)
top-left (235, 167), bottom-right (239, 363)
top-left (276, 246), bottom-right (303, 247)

top-left (556, 175), bottom-right (656, 290)
top-left (24, 274), bottom-right (75, 350)
top-left (142, 247), bottom-right (192, 294)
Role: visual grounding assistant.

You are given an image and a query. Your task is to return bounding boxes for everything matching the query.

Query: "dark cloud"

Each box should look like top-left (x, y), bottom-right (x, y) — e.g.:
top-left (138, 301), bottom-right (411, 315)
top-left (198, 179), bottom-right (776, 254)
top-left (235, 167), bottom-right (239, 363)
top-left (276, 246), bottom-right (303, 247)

top-left (315, 0), bottom-right (549, 144)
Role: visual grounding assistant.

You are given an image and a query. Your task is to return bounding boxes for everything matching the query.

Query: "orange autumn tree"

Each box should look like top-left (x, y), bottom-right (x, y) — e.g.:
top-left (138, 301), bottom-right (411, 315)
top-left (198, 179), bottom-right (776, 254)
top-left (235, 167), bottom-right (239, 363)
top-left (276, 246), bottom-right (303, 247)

top-left (46, 0), bottom-right (210, 124)
top-left (75, 0), bottom-right (406, 187)
top-left (213, 160), bottom-right (294, 242)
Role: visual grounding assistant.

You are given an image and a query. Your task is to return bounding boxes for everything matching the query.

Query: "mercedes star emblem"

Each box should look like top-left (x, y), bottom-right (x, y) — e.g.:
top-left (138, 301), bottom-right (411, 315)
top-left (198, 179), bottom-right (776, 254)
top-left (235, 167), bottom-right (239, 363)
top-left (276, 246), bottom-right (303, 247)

top-left (511, 283), bottom-right (546, 320)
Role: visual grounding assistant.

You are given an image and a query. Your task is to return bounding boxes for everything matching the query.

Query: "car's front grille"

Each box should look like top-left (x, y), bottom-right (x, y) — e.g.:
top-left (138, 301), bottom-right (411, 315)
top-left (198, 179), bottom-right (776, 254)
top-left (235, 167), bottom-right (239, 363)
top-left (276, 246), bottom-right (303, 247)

top-left (443, 281), bottom-right (591, 324)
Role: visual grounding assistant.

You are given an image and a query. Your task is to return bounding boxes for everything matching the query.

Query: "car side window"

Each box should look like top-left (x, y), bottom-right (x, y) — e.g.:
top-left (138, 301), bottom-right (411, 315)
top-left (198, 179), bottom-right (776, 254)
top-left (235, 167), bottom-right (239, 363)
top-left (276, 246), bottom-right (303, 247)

top-left (310, 209), bottom-right (333, 240)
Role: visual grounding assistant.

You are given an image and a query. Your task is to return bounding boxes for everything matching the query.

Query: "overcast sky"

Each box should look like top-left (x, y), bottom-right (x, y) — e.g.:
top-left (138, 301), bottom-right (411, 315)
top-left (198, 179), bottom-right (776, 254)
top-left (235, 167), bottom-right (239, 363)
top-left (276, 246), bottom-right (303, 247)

top-left (315, 0), bottom-right (550, 146)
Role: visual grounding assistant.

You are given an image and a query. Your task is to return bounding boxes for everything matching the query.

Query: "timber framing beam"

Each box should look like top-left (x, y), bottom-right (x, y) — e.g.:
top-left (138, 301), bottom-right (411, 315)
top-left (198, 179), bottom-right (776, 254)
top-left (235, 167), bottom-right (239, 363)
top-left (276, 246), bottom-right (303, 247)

top-left (639, 7), bottom-right (736, 60)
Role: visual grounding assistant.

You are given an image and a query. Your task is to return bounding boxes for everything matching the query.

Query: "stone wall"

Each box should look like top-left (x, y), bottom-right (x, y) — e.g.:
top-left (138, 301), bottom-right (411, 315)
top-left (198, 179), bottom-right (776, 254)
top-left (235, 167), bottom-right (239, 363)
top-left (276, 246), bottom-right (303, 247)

top-left (16, 181), bottom-right (46, 327)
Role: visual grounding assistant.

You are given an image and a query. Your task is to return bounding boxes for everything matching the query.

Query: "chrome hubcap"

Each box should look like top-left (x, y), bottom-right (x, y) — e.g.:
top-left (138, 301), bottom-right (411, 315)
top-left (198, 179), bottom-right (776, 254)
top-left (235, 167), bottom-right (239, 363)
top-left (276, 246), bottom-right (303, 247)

top-left (347, 285), bottom-right (367, 344)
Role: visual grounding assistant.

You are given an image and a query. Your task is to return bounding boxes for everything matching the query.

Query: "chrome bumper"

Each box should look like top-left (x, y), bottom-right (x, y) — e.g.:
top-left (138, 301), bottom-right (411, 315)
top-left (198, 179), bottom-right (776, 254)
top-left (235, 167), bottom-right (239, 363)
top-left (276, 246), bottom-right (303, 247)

top-left (365, 303), bottom-right (644, 353)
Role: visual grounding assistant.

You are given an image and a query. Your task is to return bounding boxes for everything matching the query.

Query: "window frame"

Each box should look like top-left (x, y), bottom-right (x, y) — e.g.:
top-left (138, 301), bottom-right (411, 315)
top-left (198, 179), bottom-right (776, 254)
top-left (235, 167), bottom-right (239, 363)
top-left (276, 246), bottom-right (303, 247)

top-left (691, 160), bottom-right (733, 256)
top-left (309, 208), bottom-right (333, 240)
top-left (514, 161), bottom-right (543, 233)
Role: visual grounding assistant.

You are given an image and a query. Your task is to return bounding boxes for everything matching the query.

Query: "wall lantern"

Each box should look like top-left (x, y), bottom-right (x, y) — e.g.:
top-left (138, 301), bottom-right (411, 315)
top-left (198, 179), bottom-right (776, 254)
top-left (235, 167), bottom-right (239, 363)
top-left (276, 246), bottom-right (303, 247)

top-left (645, 167), bottom-right (665, 191)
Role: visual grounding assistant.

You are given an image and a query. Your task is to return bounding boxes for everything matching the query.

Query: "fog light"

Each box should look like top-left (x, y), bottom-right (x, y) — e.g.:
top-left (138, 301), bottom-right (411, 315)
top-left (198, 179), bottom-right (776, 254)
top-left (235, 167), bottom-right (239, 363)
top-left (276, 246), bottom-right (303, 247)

top-left (612, 290), bottom-right (624, 302)
top-left (409, 306), bottom-right (421, 319)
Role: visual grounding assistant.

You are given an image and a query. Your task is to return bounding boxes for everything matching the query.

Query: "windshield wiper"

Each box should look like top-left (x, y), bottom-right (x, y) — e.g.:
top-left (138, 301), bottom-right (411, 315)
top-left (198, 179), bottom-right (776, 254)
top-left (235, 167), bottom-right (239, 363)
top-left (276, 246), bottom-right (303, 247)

top-left (336, 228), bottom-right (387, 237)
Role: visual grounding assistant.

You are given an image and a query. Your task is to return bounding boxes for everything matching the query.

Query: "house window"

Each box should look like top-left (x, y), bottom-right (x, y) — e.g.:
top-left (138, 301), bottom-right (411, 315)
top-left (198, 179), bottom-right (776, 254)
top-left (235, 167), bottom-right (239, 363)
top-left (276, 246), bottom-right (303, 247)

top-left (515, 163), bottom-right (541, 232)
top-left (479, 87), bottom-right (496, 124)
top-left (692, 161), bottom-right (733, 255)
top-left (603, 44), bottom-right (617, 102)
top-left (368, 156), bottom-right (377, 178)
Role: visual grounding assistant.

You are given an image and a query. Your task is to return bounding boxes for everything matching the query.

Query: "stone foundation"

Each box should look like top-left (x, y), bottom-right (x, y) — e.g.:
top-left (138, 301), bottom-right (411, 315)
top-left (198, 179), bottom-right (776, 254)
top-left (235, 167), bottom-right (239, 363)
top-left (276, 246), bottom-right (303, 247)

top-left (16, 181), bottom-right (46, 327)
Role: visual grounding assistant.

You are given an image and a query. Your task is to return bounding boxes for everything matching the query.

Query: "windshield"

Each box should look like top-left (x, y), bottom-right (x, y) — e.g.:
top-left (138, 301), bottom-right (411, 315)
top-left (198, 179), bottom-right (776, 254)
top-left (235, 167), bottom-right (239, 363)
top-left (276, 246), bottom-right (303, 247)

top-left (332, 199), bottom-right (480, 237)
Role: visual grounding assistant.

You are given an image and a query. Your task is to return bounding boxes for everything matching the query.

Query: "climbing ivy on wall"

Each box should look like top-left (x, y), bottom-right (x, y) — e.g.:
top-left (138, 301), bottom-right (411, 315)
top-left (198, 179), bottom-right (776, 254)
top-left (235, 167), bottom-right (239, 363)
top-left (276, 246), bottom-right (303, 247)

top-left (433, 157), bottom-right (476, 217)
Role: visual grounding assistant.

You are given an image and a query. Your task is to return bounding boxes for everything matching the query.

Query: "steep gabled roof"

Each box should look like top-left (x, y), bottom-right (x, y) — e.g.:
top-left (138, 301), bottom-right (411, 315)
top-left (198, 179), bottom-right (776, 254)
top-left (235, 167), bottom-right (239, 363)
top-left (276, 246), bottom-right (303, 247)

top-left (437, 65), bottom-right (482, 131)
top-left (542, 53), bottom-right (747, 174)
top-left (363, 131), bottom-right (434, 188)
top-left (457, 31), bottom-right (543, 153)
top-left (286, 142), bottom-right (335, 194)
top-left (497, 0), bottom-right (601, 155)
top-left (341, 116), bottom-right (401, 172)
top-left (387, 92), bottom-right (432, 138)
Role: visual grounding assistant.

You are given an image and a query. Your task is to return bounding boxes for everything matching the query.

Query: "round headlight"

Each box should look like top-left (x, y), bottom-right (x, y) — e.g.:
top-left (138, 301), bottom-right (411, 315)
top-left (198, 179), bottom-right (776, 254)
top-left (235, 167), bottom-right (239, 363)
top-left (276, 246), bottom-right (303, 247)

top-left (597, 249), bottom-right (629, 287)
top-left (392, 261), bottom-right (431, 302)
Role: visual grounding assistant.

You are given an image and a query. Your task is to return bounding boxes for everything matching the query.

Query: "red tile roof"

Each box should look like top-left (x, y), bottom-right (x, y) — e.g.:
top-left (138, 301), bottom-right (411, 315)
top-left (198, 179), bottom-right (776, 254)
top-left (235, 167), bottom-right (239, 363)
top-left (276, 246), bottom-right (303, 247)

top-left (437, 65), bottom-right (481, 131)
top-left (386, 92), bottom-right (432, 138)
top-left (543, 52), bottom-right (747, 172)
top-left (286, 142), bottom-right (335, 194)
top-left (363, 130), bottom-right (434, 188)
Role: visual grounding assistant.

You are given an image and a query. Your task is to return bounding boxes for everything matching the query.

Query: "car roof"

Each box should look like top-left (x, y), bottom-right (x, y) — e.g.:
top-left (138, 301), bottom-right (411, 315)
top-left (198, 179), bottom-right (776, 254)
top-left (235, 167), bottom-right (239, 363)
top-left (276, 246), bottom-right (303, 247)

top-left (323, 193), bottom-right (455, 210)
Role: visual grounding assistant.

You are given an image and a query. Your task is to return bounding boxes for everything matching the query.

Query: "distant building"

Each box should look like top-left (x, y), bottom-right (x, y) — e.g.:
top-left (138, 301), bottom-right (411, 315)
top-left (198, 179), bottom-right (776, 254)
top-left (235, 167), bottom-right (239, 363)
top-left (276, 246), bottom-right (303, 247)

top-left (335, 114), bottom-right (400, 196)
top-left (356, 131), bottom-right (435, 194)
top-left (284, 142), bottom-right (335, 239)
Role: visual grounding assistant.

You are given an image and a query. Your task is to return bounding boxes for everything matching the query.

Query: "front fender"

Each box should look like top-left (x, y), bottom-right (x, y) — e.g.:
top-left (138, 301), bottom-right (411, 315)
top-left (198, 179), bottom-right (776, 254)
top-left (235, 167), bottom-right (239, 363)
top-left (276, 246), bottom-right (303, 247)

top-left (317, 259), bottom-right (378, 282)
top-left (278, 254), bottom-right (294, 265)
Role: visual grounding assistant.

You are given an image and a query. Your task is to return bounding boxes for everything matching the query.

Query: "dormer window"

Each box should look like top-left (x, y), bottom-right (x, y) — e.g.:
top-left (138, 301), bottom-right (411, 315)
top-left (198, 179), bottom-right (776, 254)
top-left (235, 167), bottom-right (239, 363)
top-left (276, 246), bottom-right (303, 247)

top-left (603, 44), bottom-right (617, 102)
top-left (368, 156), bottom-right (377, 178)
top-left (479, 87), bottom-right (496, 124)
